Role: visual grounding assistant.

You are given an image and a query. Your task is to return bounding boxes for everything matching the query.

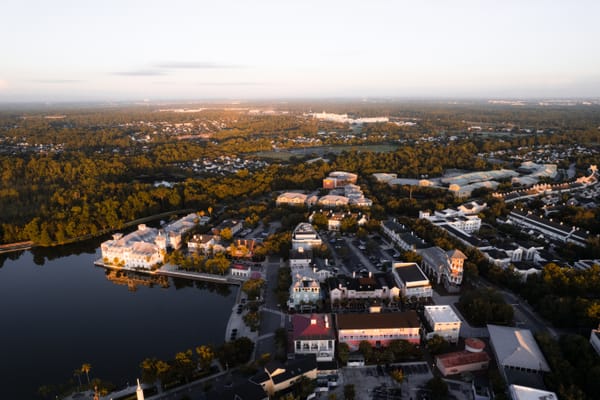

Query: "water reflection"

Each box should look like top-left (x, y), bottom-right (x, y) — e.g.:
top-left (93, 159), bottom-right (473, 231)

top-left (104, 269), bottom-right (170, 291)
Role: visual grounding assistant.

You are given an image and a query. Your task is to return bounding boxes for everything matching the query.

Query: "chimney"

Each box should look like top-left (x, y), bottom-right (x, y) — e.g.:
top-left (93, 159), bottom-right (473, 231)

top-left (352, 271), bottom-right (356, 278)
top-left (310, 317), bottom-right (317, 325)
top-left (325, 315), bottom-right (329, 329)
top-left (369, 271), bottom-right (372, 278)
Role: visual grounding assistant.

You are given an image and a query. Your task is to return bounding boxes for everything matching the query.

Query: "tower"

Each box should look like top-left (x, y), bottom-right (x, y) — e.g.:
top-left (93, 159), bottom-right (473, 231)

top-left (136, 379), bottom-right (144, 400)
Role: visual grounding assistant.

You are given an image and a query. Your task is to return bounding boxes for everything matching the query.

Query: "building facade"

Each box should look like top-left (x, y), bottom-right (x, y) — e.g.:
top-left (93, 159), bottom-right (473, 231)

top-left (292, 314), bottom-right (336, 362)
top-left (336, 312), bottom-right (421, 350)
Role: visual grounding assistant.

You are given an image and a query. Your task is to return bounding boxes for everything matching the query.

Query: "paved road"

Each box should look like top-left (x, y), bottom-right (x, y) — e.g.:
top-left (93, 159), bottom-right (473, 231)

top-left (254, 256), bottom-right (284, 360)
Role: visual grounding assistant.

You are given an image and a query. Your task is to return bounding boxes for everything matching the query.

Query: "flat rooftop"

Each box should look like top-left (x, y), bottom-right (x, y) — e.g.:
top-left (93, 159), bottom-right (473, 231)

top-left (424, 305), bottom-right (460, 323)
top-left (393, 263), bottom-right (428, 283)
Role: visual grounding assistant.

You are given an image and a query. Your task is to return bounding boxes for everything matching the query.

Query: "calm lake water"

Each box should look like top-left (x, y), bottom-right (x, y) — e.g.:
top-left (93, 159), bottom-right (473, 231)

top-left (0, 241), bottom-right (237, 400)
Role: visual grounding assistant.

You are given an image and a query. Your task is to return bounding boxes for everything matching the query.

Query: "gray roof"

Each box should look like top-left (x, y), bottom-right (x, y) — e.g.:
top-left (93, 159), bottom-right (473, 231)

top-left (487, 324), bottom-right (550, 372)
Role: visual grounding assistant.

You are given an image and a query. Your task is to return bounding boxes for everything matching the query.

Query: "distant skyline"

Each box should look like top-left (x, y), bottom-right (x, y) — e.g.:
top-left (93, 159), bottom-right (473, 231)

top-left (1, 0), bottom-right (599, 102)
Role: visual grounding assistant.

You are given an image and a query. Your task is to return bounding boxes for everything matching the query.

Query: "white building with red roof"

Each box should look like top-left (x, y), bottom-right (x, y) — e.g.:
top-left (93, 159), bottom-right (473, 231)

top-left (291, 314), bottom-right (336, 362)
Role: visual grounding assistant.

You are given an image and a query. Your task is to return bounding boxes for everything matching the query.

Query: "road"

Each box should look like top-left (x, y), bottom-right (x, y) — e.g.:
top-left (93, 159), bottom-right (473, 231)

top-left (478, 278), bottom-right (559, 339)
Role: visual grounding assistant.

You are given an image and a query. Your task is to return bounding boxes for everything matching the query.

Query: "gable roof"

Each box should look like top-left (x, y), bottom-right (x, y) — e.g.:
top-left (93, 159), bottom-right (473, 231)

top-left (487, 325), bottom-right (550, 372)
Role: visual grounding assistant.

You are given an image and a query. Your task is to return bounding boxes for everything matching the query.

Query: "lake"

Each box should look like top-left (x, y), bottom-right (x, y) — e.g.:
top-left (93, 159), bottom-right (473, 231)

top-left (0, 241), bottom-right (237, 399)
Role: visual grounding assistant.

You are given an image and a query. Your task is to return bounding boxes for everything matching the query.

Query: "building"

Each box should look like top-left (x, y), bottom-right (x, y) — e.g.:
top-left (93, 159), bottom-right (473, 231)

top-left (435, 338), bottom-right (490, 377)
top-left (417, 247), bottom-right (466, 290)
top-left (276, 192), bottom-right (309, 207)
top-left (101, 224), bottom-right (166, 270)
top-left (251, 355), bottom-right (317, 396)
top-left (310, 211), bottom-right (368, 232)
top-left (291, 314), bottom-right (336, 362)
top-left (423, 305), bottom-right (461, 343)
top-left (187, 234), bottom-right (218, 253)
top-left (289, 248), bottom-right (313, 269)
top-left (507, 209), bottom-right (591, 247)
top-left (291, 223), bottom-right (323, 251)
top-left (391, 263), bottom-right (432, 300)
top-left (508, 385), bottom-right (557, 400)
top-left (162, 213), bottom-right (199, 249)
top-left (381, 220), bottom-right (428, 252)
top-left (288, 272), bottom-right (321, 311)
top-left (419, 209), bottom-right (481, 234)
top-left (482, 249), bottom-right (512, 268)
top-left (328, 273), bottom-right (400, 304)
top-left (372, 173), bottom-right (398, 183)
top-left (336, 311), bottom-right (421, 350)
top-left (230, 264), bottom-right (251, 279)
top-left (213, 219), bottom-right (244, 237)
top-left (458, 201), bottom-right (487, 215)
top-left (317, 195), bottom-right (350, 208)
top-left (590, 326), bottom-right (600, 357)
top-left (323, 171), bottom-right (358, 189)
top-left (487, 324), bottom-right (551, 390)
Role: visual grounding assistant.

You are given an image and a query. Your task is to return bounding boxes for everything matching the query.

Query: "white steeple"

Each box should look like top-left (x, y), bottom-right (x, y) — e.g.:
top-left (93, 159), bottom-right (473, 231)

top-left (136, 379), bottom-right (144, 400)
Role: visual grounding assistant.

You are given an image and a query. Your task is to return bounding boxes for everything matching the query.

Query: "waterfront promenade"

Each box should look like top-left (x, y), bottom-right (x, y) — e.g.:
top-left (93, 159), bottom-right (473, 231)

top-left (93, 260), bottom-right (244, 285)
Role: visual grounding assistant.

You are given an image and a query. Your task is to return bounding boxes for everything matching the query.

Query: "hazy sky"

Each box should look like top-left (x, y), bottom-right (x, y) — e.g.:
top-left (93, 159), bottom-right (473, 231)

top-left (1, 0), bottom-right (599, 101)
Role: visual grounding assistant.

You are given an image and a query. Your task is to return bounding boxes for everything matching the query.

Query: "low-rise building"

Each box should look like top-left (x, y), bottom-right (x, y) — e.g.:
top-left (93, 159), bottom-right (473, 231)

top-left (323, 171), bottom-right (358, 189)
top-left (417, 247), bottom-right (466, 291)
top-left (391, 262), bottom-right (432, 301)
top-left (381, 220), bottom-right (428, 252)
top-left (292, 223), bottom-right (323, 251)
top-left (187, 234), bottom-right (218, 253)
top-left (328, 272), bottom-right (400, 304)
top-left (435, 338), bottom-right (490, 377)
top-left (251, 355), bottom-right (317, 396)
top-left (276, 192), bottom-right (309, 207)
top-left (508, 385), bottom-right (557, 400)
top-left (291, 314), bottom-right (336, 362)
top-left (420, 209), bottom-right (481, 234)
top-left (487, 324), bottom-right (551, 390)
top-left (213, 219), bottom-right (244, 236)
top-left (317, 195), bottom-right (350, 208)
top-left (423, 305), bottom-right (461, 343)
top-left (288, 271), bottom-right (322, 311)
top-left (507, 209), bottom-right (591, 247)
top-left (230, 264), bottom-right (251, 279)
top-left (336, 311), bottom-right (421, 350)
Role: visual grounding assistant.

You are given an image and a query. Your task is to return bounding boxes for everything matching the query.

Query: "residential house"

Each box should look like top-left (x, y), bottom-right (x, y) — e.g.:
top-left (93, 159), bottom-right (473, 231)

top-left (291, 314), bottom-right (336, 362)
top-left (328, 272), bottom-right (400, 305)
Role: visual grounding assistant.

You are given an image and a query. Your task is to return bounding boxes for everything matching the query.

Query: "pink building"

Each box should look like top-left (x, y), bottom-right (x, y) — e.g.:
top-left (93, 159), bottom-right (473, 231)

top-left (336, 311), bottom-right (421, 351)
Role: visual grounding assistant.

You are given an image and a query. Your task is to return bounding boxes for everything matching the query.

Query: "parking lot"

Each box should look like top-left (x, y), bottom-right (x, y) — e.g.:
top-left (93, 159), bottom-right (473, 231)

top-left (323, 363), bottom-right (432, 400)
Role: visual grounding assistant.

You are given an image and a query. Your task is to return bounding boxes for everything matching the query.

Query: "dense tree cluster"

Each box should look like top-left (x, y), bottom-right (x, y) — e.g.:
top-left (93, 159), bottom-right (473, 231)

top-left (458, 288), bottom-right (514, 326)
top-left (537, 333), bottom-right (600, 400)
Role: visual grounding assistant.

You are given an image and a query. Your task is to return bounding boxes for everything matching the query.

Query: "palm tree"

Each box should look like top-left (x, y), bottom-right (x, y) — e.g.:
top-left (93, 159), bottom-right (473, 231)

top-left (73, 369), bottom-right (82, 390)
top-left (81, 363), bottom-right (92, 385)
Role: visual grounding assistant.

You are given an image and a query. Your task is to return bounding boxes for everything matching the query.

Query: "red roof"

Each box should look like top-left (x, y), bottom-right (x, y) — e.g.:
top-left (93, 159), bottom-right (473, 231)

top-left (292, 314), bottom-right (335, 341)
top-left (436, 350), bottom-right (490, 368)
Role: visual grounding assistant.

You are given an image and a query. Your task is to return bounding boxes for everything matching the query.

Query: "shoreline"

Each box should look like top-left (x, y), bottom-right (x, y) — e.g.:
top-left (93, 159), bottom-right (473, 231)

top-left (93, 259), bottom-right (243, 286)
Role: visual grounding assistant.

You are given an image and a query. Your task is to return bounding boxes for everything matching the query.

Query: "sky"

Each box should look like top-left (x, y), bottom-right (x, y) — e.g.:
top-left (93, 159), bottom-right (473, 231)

top-left (1, 0), bottom-right (599, 102)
